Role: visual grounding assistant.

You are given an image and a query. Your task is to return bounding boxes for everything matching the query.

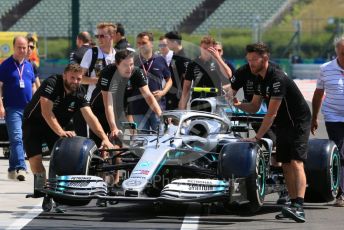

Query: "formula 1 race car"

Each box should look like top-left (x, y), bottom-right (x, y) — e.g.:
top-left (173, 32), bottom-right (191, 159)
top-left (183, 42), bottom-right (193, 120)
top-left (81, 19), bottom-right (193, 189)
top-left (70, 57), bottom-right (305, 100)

top-left (39, 95), bottom-right (340, 214)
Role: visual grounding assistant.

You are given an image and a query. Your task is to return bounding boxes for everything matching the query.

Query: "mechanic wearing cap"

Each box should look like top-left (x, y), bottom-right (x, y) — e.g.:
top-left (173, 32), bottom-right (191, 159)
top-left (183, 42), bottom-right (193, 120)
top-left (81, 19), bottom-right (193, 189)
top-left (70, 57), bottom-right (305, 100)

top-left (178, 35), bottom-right (232, 109)
top-left (23, 63), bottom-right (114, 197)
top-left (234, 42), bottom-right (311, 223)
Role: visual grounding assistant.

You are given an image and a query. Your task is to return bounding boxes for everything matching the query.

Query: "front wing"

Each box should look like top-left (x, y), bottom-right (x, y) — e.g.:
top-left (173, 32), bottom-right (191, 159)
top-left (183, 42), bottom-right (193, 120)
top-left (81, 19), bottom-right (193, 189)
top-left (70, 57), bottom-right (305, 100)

top-left (42, 176), bottom-right (234, 204)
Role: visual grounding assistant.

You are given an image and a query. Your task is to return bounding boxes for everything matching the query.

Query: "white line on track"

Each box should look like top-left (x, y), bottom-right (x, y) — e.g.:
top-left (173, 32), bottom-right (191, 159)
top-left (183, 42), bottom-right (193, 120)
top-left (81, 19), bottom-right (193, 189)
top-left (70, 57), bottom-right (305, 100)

top-left (180, 205), bottom-right (200, 230)
top-left (5, 202), bottom-right (42, 230)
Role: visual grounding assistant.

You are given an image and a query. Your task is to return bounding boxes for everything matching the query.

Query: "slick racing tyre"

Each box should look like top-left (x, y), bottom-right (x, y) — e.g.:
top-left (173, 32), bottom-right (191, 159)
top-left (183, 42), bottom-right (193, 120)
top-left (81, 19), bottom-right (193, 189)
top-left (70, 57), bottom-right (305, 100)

top-left (48, 136), bottom-right (99, 206)
top-left (49, 136), bottom-right (98, 177)
top-left (219, 142), bottom-right (266, 214)
top-left (305, 139), bottom-right (340, 202)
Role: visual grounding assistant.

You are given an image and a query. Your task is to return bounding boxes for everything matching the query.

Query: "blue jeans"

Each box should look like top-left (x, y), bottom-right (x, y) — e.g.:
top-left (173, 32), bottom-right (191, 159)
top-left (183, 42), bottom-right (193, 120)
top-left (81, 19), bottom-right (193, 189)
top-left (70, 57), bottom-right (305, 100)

top-left (133, 111), bottom-right (160, 132)
top-left (5, 107), bottom-right (27, 172)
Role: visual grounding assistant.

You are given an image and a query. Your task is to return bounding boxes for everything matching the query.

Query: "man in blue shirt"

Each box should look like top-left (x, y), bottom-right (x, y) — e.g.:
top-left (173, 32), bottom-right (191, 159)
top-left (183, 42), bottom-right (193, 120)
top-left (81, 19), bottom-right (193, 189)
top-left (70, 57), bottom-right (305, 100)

top-left (0, 36), bottom-right (36, 181)
top-left (130, 32), bottom-right (172, 131)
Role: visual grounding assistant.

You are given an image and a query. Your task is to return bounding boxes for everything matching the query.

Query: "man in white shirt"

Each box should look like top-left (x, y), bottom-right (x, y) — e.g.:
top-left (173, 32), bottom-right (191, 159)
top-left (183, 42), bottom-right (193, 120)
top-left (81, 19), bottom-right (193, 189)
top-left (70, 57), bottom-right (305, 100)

top-left (80, 22), bottom-right (117, 100)
top-left (158, 36), bottom-right (173, 66)
top-left (311, 35), bottom-right (344, 207)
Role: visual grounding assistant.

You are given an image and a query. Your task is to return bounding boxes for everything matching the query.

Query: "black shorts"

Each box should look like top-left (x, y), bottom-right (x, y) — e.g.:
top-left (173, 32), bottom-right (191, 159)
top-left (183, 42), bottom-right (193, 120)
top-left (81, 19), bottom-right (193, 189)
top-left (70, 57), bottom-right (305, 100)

top-left (23, 120), bottom-right (59, 158)
top-left (275, 121), bottom-right (311, 163)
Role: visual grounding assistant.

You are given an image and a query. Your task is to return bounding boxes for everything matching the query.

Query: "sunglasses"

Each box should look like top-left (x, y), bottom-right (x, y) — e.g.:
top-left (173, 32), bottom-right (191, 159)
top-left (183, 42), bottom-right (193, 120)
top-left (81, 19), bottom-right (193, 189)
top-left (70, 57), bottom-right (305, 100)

top-left (158, 44), bottom-right (167, 48)
top-left (28, 45), bottom-right (35, 50)
top-left (95, 34), bottom-right (109, 39)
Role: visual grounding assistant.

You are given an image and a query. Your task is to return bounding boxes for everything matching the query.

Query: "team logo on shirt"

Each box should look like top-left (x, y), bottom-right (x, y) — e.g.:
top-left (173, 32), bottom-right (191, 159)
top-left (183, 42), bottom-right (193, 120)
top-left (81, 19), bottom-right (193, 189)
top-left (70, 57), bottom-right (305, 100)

top-left (83, 94), bottom-right (89, 102)
top-left (230, 76), bottom-right (236, 83)
top-left (265, 86), bottom-right (270, 98)
top-left (101, 78), bottom-right (109, 87)
top-left (68, 101), bottom-right (76, 112)
top-left (272, 82), bottom-right (281, 94)
top-left (44, 85), bottom-right (54, 95)
top-left (256, 84), bottom-right (261, 95)
top-left (126, 80), bottom-right (132, 90)
top-left (210, 62), bottom-right (216, 71)
top-left (194, 66), bottom-right (203, 79)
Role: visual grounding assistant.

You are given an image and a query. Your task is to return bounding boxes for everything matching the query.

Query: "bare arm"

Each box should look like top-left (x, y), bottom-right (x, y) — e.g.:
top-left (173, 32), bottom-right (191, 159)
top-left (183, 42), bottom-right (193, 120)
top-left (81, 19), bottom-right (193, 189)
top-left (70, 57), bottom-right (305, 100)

top-left (255, 98), bottom-right (281, 139)
top-left (152, 77), bottom-right (172, 101)
top-left (102, 91), bottom-right (120, 137)
top-left (40, 97), bottom-right (75, 137)
top-left (81, 68), bottom-right (98, 85)
top-left (139, 85), bottom-right (162, 116)
top-left (208, 47), bottom-right (232, 79)
top-left (80, 106), bottom-right (114, 149)
top-left (178, 79), bottom-right (192, 110)
top-left (34, 77), bottom-right (40, 91)
top-left (32, 81), bottom-right (37, 94)
top-left (311, 88), bottom-right (324, 135)
top-left (234, 94), bottom-right (262, 113)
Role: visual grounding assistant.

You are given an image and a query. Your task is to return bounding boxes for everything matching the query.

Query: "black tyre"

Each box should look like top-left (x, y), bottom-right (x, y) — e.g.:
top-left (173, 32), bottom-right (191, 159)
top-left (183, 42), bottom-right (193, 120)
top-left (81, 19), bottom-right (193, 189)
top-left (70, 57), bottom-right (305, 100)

top-left (219, 142), bottom-right (266, 214)
top-left (305, 139), bottom-right (340, 202)
top-left (48, 136), bottom-right (99, 206)
top-left (242, 147), bottom-right (266, 213)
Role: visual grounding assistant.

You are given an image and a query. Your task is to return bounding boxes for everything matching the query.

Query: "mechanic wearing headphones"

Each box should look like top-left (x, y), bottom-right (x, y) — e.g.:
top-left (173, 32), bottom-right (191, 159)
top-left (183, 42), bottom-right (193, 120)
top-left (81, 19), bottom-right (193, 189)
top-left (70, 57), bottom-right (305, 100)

top-left (233, 42), bottom-right (311, 223)
top-left (22, 63), bottom-right (114, 198)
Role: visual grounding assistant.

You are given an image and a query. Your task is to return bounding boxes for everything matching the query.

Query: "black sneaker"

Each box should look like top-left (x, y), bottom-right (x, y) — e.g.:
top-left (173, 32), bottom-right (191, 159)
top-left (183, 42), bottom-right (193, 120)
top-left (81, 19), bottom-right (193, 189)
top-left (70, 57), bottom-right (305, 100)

top-left (282, 204), bottom-right (306, 223)
top-left (42, 196), bottom-right (53, 212)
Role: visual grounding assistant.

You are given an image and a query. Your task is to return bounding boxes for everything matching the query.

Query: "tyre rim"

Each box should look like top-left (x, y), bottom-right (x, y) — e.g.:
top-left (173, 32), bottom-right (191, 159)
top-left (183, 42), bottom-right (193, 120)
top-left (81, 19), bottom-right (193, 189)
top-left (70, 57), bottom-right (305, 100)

top-left (330, 148), bottom-right (340, 193)
top-left (257, 155), bottom-right (266, 197)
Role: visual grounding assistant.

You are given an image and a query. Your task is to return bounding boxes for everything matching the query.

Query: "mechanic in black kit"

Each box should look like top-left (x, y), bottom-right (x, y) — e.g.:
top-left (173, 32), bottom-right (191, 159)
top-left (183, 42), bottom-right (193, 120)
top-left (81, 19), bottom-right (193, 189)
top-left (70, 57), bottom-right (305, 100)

top-left (228, 61), bottom-right (279, 145)
top-left (233, 42), bottom-right (311, 223)
top-left (22, 63), bottom-right (114, 197)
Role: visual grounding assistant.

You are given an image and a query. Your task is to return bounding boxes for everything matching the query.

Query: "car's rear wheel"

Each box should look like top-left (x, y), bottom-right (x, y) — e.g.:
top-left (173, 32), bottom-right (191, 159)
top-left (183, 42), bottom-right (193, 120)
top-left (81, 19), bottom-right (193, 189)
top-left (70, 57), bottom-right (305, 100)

top-left (305, 139), bottom-right (340, 202)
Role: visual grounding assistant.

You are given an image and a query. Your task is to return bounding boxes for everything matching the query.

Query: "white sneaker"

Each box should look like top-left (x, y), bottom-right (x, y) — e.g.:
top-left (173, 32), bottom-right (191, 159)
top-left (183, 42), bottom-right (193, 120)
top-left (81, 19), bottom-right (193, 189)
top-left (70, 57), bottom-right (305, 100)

top-left (16, 170), bottom-right (28, 181)
top-left (7, 170), bottom-right (17, 180)
top-left (334, 195), bottom-right (344, 207)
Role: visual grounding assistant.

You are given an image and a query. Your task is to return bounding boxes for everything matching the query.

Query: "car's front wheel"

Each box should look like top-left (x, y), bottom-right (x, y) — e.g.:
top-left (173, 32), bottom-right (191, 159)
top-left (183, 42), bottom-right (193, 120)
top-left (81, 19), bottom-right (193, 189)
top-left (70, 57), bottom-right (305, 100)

top-left (219, 142), bottom-right (266, 214)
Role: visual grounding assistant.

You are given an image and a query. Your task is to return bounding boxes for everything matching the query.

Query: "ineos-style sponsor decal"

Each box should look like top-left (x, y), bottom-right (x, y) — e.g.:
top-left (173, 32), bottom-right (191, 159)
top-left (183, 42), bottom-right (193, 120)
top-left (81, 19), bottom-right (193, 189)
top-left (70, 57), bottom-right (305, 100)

top-left (188, 184), bottom-right (214, 191)
top-left (125, 179), bottom-right (142, 186)
top-left (139, 161), bottom-right (152, 167)
top-left (132, 169), bottom-right (150, 175)
top-left (272, 82), bottom-right (281, 93)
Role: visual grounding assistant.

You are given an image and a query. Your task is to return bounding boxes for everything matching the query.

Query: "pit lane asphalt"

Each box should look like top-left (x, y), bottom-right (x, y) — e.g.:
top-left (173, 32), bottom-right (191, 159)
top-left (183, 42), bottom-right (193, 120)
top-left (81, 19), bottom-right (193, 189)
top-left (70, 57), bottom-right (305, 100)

top-left (1, 99), bottom-right (340, 230)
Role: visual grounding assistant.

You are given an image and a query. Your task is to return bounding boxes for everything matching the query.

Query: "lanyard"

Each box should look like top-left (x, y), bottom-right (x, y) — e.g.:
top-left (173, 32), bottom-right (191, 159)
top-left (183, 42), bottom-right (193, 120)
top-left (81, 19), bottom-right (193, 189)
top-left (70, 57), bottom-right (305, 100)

top-left (14, 60), bottom-right (24, 80)
top-left (139, 55), bottom-right (154, 76)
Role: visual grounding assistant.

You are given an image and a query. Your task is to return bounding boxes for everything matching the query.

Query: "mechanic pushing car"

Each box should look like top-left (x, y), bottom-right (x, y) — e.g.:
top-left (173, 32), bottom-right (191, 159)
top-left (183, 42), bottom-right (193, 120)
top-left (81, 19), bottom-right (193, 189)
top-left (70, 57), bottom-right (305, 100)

top-left (22, 63), bottom-right (114, 198)
top-left (90, 49), bottom-right (162, 191)
top-left (233, 42), bottom-right (311, 223)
